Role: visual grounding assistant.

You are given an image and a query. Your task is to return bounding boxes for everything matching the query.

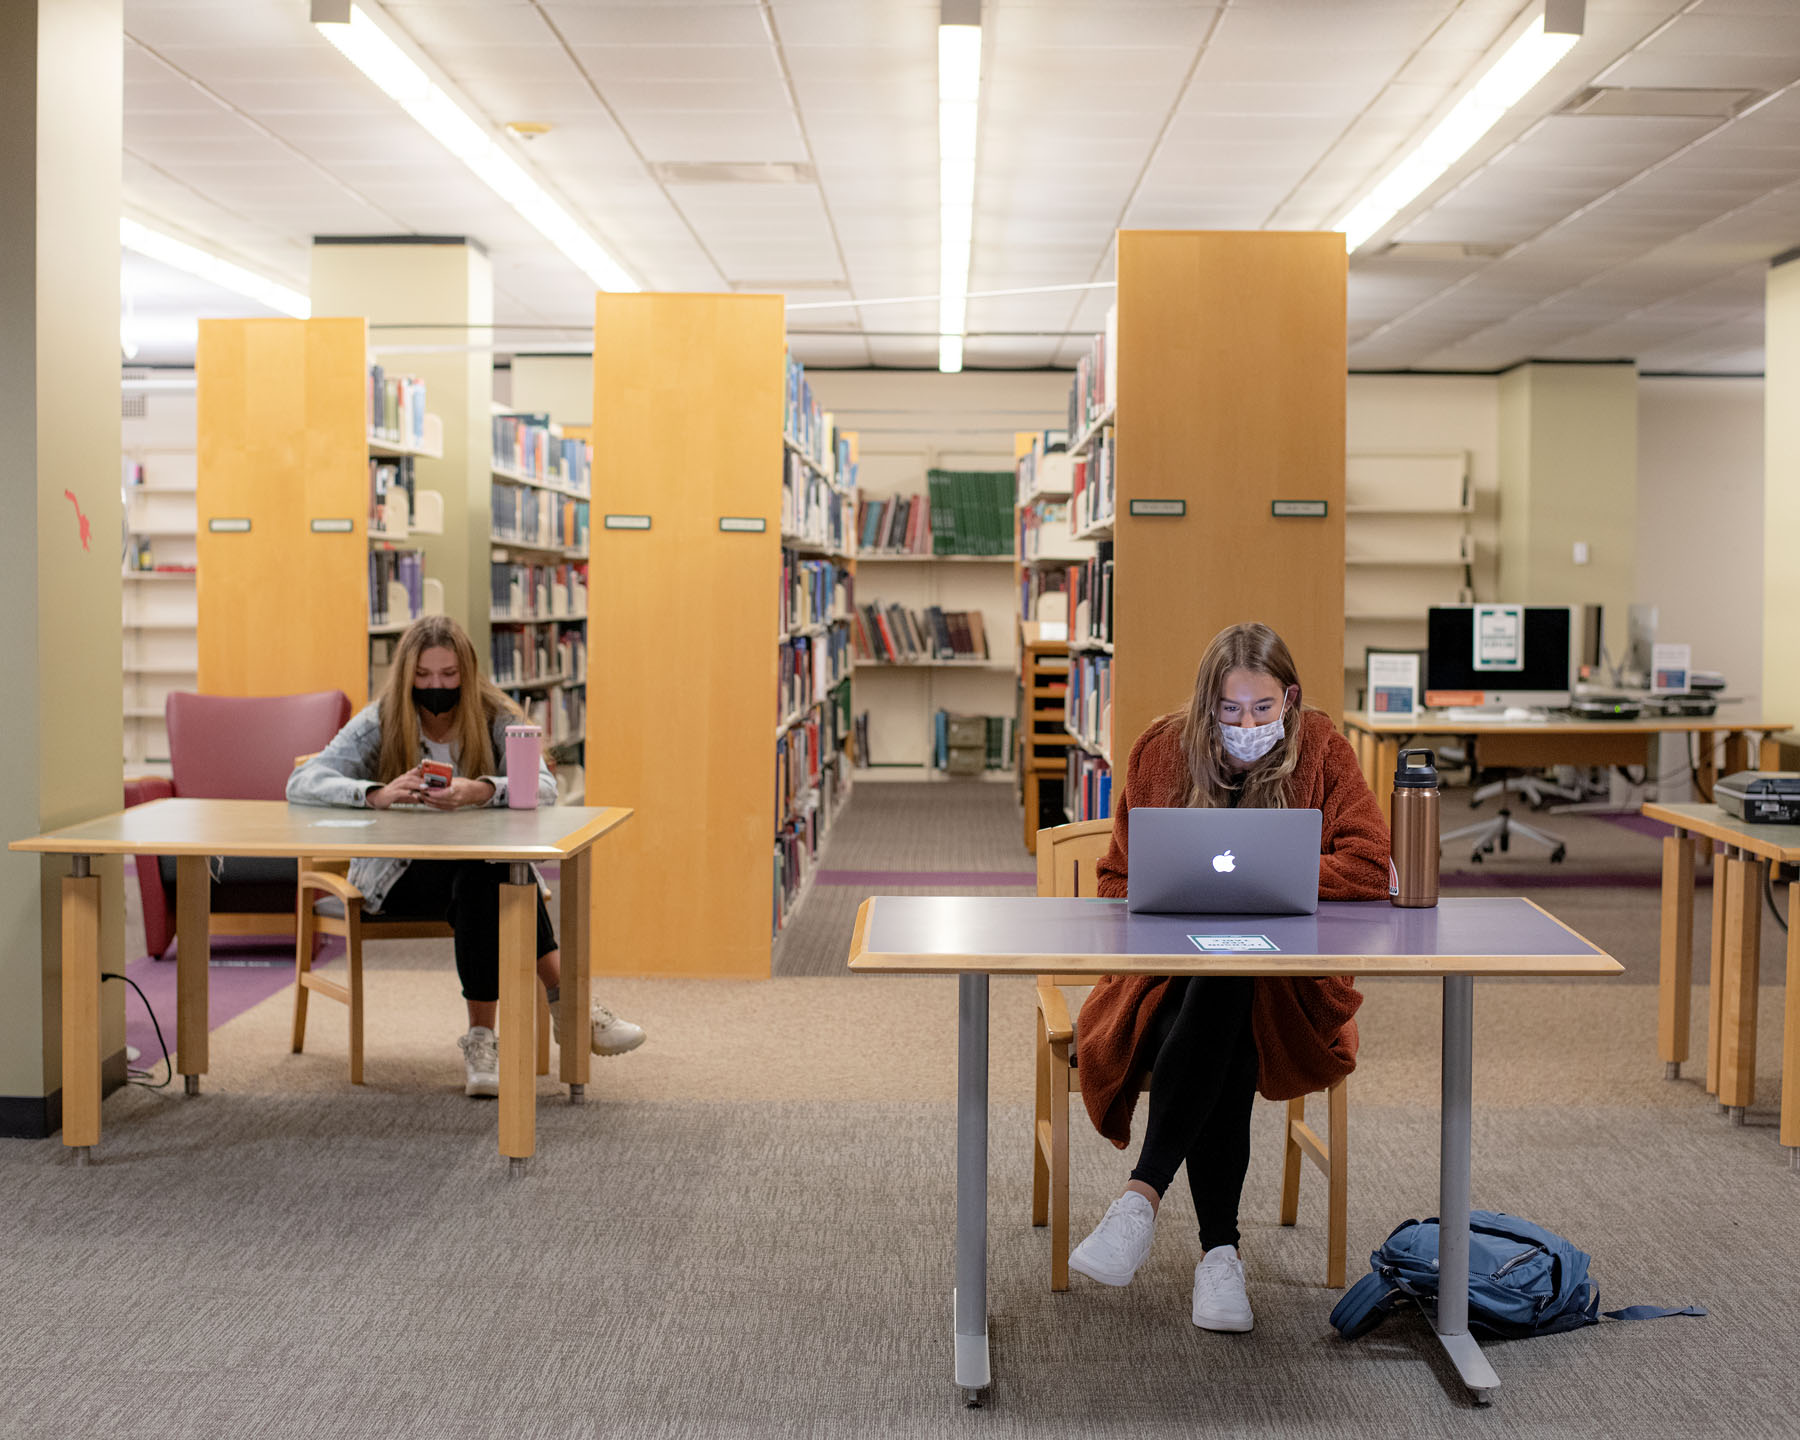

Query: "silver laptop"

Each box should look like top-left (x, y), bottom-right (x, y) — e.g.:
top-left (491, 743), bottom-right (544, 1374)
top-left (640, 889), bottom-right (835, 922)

top-left (1126, 808), bottom-right (1323, 915)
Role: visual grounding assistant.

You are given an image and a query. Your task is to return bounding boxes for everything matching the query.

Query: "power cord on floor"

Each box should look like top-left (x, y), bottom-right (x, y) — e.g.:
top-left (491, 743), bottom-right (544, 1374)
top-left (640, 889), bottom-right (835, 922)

top-left (101, 972), bottom-right (173, 1089)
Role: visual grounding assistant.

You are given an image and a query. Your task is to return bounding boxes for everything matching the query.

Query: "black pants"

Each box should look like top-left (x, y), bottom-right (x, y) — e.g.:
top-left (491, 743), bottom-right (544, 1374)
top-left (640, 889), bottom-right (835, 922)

top-left (378, 860), bottom-right (557, 1003)
top-left (1127, 976), bottom-right (1259, 1252)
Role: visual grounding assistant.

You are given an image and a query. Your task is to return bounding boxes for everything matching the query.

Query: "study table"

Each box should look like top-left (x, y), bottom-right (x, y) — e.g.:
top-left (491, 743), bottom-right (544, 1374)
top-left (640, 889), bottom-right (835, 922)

top-left (1639, 801), bottom-right (1799, 1164)
top-left (1343, 712), bottom-right (1789, 822)
top-left (847, 894), bottom-right (1620, 1408)
top-left (10, 798), bottom-right (633, 1175)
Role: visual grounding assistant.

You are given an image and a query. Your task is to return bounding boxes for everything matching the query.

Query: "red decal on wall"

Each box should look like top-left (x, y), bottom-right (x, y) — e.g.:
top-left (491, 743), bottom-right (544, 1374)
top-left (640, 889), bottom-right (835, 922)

top-left (64, 490), bottom-right (91, 551)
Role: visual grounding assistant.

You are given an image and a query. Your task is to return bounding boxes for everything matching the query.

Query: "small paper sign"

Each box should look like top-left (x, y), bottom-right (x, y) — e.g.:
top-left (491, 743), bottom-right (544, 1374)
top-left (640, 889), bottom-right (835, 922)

top-left (1128, 499), bottom-right (1186, 518)
top-left (718, 517), bottom-right (767, 533)
top-left (1651, 642), bottom-right (1692, 695)
top-left (1189, 934), bottom-right (1279, 953)
top-left (1473, 604), bottom-right (1524, 671)
top-left (208, 517), bottom-right (251, 533)
top-left (1367, 651), bottom-right (1420, 719)
top-left (604, 514), bottom-right (651, 530)
top-left (1271, 500), bottom-right (1328, 518)
top-left (310, 518), bottom-right (354, 533)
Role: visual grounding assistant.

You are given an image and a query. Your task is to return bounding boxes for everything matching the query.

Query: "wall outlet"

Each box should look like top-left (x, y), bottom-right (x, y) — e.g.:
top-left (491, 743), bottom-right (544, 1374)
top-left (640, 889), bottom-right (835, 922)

top-left (1572, 540), bottom-right (1589, 565)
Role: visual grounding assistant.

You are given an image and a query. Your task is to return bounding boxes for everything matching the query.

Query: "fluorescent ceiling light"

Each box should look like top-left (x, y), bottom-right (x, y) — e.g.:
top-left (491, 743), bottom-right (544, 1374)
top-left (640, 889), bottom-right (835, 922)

top-left (1334, 8), bottom-right (1581, 253)
top-left (120, 218), bottom-right (312, 319)
top-left (938, 17), bottom-right (981, 373)
top-left (314, 3), bottom-right (637, 293)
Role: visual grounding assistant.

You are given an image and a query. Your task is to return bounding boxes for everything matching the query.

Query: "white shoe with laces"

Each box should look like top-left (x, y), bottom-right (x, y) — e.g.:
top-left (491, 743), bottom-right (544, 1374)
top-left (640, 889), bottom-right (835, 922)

top-left (457, 1026), bottom-right (500, 1098)
top-left (1068, 1191), bottom-right (1156, 1287)
top-left (549, 999), bottom-right (646, 1057)
top-left (1192, 1244), bottom-right (1255, 1332)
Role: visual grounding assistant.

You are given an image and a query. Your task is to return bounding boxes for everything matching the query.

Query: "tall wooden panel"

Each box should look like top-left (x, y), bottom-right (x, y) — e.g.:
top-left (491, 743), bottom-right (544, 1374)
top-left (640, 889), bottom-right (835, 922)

top-left (1113, 231), bottom-right (1346, 752)
top-left (588, 294), bottom-right (785, 979)
top-left (197, 318), bottom-right (368, 702)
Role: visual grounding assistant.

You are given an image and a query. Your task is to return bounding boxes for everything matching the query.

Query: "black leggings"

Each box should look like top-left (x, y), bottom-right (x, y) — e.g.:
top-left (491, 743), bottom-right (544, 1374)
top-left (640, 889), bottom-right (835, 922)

top-left (378, 860), bottom-right (557, 1003)
top-left (1127, 976), bottom-right (1260, 1252)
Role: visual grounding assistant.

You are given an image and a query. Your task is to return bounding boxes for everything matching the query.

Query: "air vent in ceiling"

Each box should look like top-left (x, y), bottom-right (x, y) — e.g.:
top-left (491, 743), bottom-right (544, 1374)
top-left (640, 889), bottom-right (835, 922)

top-left (732, 278), bottom-right (848, 292)
top-left (1379, 242), bottom-right (1508, 262)
top-left (122, 391), bottom-right (147, 419)
top-left (1559, 86), bottom-right (1763, 119)
top-left (652, 162), bottom-right (816, 186)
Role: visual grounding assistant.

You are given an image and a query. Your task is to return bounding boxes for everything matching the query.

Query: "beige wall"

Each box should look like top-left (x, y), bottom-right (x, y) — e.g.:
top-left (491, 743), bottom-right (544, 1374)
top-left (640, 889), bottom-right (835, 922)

top-left (1498, 363), bottom-right (1638, 655)
top-left (0, 0), bottom-right (126, 1124)
top-left (310, 241), bottom-right (494, 662)
top-left (1766, 259), bottom-right (1800, 726)
top-left (1637, 376), bottom-right (1763, 696)
top-left (510, 354), bottom-right (594, 427)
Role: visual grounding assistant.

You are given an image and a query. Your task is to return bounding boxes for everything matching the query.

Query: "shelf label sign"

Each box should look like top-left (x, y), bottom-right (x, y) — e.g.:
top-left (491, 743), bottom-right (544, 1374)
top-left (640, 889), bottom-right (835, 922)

top-left (310, 518), bottom-right (354, 533)
top-left (1473, 604), bottom-right (1524, 671)
top-left (718, 517), bottom-right (767, 533)
top-left (208, 517), bottom-right (251, 533)
top-left (1189, 934), bottom-right (1279, 953)
top-left (1128, 499), bottom-right (1186, 518)
top-left (603, 514), bottom-right (651, 531)
top-left (1272, 499), bottom-right (1328, 518)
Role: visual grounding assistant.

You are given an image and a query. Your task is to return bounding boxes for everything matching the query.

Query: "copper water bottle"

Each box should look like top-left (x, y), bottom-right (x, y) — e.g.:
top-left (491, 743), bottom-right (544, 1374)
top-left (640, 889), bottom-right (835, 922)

top-left (1390, 748), bottom-right (1440, 908)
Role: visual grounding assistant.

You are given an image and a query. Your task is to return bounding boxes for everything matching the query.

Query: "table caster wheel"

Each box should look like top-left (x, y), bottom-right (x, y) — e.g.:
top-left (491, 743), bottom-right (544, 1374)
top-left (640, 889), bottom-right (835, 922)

top-left (72, 1146), bottom-right (92, 1168)
top-left (1665, 1062), bottom-right (1681, 1081)
top-left (1469, 851), bottom-right (1483, 864)
top-left (183, 1074), bottom-right (200, 1097)
top-left (569, 1083), bottom-right (585, 1104)
top-left (961, 1388), bottom-right (986, 1409)
top-left (1550, 846), bottom-right (1566, 863)
top-left (508, 1157), bottom-right (529, 1179)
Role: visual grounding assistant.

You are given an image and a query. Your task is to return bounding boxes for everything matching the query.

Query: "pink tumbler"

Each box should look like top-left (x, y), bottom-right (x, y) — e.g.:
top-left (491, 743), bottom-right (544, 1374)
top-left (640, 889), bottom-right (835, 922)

top-left (505, 724), bottom-right (543, 809)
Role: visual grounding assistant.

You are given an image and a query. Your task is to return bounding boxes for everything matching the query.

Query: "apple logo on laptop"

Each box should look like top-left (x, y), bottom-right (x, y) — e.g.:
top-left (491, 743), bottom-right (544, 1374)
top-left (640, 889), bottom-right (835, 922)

top-left (1213, 850), bottom-right (1236, 874)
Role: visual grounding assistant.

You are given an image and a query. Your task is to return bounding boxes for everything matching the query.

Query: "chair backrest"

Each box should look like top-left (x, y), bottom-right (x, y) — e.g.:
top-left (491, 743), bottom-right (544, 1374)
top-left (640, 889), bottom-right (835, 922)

top-left (1035, 818), bottom-right (1114, 985)
top-left (167, 690), bottom-right (353, 801)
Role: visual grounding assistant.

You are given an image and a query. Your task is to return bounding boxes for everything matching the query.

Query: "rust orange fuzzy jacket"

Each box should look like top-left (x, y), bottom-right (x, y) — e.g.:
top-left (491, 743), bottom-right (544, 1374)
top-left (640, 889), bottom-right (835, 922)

top-left (1078, 709), bottom-right (1392, 1148)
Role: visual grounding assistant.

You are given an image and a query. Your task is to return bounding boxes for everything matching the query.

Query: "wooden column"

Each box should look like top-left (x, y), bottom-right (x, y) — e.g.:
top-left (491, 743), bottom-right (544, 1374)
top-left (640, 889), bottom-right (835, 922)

top-left (587, 294), bottom-right (786, 978)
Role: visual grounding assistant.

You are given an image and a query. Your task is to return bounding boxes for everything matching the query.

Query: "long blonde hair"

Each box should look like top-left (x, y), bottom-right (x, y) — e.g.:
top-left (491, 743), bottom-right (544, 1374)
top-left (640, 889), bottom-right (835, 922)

top-left (1174, 622), bottom-right (1310, 809)
top-left (376, 615), bottom-right (522, 783)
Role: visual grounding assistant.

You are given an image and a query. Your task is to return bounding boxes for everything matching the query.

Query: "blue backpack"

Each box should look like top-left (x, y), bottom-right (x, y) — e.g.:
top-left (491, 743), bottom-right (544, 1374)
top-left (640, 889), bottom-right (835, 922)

top-left (1330, 1211), bottom-right (1704, 1341)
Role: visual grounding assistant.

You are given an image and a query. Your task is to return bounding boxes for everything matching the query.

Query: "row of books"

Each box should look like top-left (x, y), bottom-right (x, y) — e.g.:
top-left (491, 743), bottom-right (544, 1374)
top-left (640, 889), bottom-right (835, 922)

top-left (491, 561), bottom-right (587, 621)
top-left (779, 631), bottom-right (851, 723)
top-left (783, 352), bottom-right (845, 483)
top-left (781, 450), bottom-right (853, 554)
top-left (492, 624), bottom-right (586, 690)
top-left (1070, 426), bottom-right (1116, 535)
top-left (1068, 653), bottom-right (1113, 761)
top-left (1070, 548), bottom-right (1114, 648)
top-left (850, 603), bottom-right (991, 665)
top-left (851, 710), bottom-right (872, 766)
top-left (1067, 306), bottom-right (1116, 441)
top-left (782, 553), bottom-right (852, 635)
top-left (1020, 496), bottom-right (1075, 561)
top-left (1020, 563), bottom-right (1068, 625)
top-left (368, 365), bottom-right (427, 448)
top-left (928, 711), bottom-right (1015, 772)
top-left (369, 549), bottom-right (424, 627)
top-left (369, 455), bottom-right (414, 532)
top-left (492, 413), bottom-right (590, 493)
top-left (513, 683), bottom-right (585, 749)
top-left (925, 469), bottom-right (1016, 556)
top-left (856, 492), bottom-right (930, 554)
top-left (492, 487), bottom-right (588, 552)
top-left (1067, 748), bottom-right (1113, 822)
top-left (1014, 430), bottom-right (1069, 504)
top-left (774, 748), bottom-right (849, 938)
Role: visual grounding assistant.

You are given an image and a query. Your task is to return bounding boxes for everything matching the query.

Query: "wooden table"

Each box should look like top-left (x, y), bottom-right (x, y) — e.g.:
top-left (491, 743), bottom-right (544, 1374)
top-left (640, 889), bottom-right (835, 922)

top-left (1640, 801), bottom-right (1800, 1164)
top-left (11, 798), bottom-right (632, 1175)
top-left (848, 895), bottom-right (1620, 1408)
top-left (1344, 713), bottom-right (1789, 821)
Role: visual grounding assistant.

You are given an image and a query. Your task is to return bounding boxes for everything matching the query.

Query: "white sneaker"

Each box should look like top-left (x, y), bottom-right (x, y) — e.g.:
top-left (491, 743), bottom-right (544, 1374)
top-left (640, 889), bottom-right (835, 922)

top-left (457, 1026), bottom-right (499, 1098)
top-left (1192, 1245), bottom-right (1254, 1332)
top-left (550, 999), bottom-right (646, 1057)
top-left (1068, 1191), bottom-right (1156, 1287)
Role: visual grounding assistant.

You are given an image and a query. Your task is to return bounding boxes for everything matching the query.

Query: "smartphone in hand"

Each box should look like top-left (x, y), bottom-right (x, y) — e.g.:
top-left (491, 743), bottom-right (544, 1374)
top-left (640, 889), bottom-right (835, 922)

top-left (420, 760), bottom-right (454, 791)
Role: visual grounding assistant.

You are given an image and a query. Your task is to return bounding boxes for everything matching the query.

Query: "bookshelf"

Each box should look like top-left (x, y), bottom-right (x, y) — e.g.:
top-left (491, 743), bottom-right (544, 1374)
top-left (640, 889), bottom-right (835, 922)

top-left (1342, 451), bottom-right (1473, 707)
top-left (122, 372), bottom-right (197, 776)
top-left (1018, 621), bottom-right (1071, 852)
top-left (588, 296), bottom-right (857, 978)
top-left (1044, 231), bottom-right (1346, 817)
top-left (197, 320), bottom-right (445, 705)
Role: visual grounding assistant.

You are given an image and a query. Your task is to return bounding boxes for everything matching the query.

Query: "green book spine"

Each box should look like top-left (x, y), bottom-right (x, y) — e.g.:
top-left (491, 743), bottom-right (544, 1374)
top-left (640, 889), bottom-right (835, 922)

top-left (928, 471), bottom-right (947, 555)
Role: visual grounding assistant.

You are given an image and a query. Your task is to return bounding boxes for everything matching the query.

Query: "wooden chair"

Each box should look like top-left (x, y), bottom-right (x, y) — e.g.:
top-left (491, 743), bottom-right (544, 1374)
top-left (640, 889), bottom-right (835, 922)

top-left (289, 757), bottom-right (550, 1086)
top-left (1030, 819), bottom-right (1349, 1290)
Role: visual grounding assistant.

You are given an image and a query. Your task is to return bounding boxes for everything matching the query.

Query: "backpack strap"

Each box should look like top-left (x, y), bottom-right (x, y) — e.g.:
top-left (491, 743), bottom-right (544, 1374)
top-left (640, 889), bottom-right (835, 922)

top-left (1330, 1270), bottom-right (1404, 1339)
top-left (1603, 1304), bottom-right (1708, 1321)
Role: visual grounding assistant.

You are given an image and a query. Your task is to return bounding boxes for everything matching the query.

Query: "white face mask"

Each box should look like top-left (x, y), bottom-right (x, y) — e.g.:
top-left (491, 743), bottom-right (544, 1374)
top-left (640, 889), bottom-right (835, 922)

top-left (1218, 707), bottom-right (1288, 765)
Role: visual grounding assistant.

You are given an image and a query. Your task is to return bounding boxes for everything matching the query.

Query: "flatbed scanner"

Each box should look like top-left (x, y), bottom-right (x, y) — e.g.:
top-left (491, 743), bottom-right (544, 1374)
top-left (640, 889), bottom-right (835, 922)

top-left (1714, 772), bottom-right (1800, 824)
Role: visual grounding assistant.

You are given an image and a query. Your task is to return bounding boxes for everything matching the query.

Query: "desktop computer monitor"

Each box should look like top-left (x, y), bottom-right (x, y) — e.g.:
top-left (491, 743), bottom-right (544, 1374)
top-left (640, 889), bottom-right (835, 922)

top-left (1425, 605), bottom-right (1578, 708)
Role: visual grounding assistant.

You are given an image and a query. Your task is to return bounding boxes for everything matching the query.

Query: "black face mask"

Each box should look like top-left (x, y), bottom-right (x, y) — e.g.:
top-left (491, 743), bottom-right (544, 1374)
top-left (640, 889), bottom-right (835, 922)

top-left (412, 685), bottom-right (461, 717)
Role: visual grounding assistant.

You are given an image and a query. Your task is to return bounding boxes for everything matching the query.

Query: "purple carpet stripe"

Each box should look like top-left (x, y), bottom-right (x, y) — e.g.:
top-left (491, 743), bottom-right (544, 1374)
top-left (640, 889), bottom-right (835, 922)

top-left (816, 868), bottom-right (1038, 888)
top-left (121, 938), bottom-right (331, 1073)
top-left (1601, 812), bottom-right (1677, 841)
top-left (1440, 869), bottom-right (1700, 890)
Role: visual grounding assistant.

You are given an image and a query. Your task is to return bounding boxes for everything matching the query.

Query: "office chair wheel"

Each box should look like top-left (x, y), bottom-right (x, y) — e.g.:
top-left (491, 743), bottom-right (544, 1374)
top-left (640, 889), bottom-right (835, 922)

top-left (961, 1388), bottom-right (987, 1409)
top-left (1470, 851), bottom-right (1483, 864)
top-left (1499, 833), bottom-right (1510, 853)
top-left (1550, 846), bottom-right (1566, 864)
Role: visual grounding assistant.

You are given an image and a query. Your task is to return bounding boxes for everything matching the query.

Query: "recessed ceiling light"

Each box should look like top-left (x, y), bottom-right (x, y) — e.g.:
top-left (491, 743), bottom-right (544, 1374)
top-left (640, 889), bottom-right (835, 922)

top-left (1559, 86), bottom-right (1761, 119)
top-left (652, 162), bottom-right (817, 186)
top-left (1379, 242), bottom-right (1510, 261)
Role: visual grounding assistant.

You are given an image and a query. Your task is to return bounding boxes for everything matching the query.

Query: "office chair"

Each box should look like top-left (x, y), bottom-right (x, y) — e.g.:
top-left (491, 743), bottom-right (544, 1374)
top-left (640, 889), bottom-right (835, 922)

top-left (1442, 770), bottom-right (1567, 864)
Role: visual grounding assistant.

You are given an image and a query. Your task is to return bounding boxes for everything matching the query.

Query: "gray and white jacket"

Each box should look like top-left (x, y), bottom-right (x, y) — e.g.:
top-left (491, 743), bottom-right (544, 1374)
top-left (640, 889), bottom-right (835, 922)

top-left (286, 700), bottom-right (557, 913)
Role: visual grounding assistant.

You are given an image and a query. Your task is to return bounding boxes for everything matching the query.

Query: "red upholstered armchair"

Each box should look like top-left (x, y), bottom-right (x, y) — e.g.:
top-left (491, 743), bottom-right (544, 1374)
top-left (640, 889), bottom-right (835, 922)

top-left (124, 690), bottom-right (354, 960)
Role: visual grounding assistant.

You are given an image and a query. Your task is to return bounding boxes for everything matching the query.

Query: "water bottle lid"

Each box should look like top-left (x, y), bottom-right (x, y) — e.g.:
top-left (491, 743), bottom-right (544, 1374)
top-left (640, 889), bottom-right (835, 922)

top-left (505, 724), bottom-right (541, 738)
top-left (1394, 747), bottom-right (1439, 788)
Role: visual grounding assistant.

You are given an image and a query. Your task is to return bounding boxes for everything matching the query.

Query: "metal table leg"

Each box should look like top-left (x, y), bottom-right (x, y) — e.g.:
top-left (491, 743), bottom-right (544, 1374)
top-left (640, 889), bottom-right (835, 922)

top-left (955, 972), bottom-right (990, 1407)
top-left (1436, 975), bottom-right (1499, 1404)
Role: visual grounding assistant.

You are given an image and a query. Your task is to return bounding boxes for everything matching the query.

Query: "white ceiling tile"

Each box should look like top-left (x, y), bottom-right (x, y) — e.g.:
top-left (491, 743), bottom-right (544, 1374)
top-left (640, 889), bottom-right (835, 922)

top-left (569, 44), bottom-right (781, 84)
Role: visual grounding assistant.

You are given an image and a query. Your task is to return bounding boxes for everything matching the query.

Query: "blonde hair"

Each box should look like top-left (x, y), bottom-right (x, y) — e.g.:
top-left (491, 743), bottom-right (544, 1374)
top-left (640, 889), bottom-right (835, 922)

top-left (1173, 622), bottom-right (1309, 809)
top-left (375, 615), bottom-right (522, 783)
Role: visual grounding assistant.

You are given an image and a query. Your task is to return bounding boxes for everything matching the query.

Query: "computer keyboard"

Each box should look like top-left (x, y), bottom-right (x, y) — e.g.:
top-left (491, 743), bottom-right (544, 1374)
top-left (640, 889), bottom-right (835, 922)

top-left (1439, 706), bottom-right (1548, 723)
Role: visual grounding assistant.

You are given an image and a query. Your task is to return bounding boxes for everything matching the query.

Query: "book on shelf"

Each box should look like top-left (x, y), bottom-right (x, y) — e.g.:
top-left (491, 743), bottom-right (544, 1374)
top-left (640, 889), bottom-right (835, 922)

top-left (1067, 652), bottom-right (1112, 759)
top-left (492, 412), bottom-right (590, 492)
top-left (927, 469), bottom-right (1016, 556)
top-left (1020, 497), bottom-right (1076, 560)
top-left (779, 629), bottom-right (852, 725)
top-left (783, 352), bottom-right (844, 482)
top-left (850, 602), bottom-right (992, 665)
top-left (1067, 306), bottom-right (1117, 440)
top-left (1066, 748), bottom-right (1113, 821)
top-left (1069, 548), bottom-right (1114, 647)
top-left (369, 454), bottom-right (414, 532)
top-left (782, 449), bottom-right (852, 552)
top-left (491, 560), bottom-right (587, 620)
top-left (781, 551), bottom-right (853, 634)
top-left (1021, 563), bottom-right (1070, 624)
top-left (852, 710), bottom-right (871, 767)
top-left (368, 549), bottom-right (423, 627)
top-left (856, 492), bottom-right (933, 555)
top-left (491, 484), bottom-right (589, 551)
top-left (511, 683), bottom-right (586, 748)
top-left (367, 364), bottom-right (427, 447)
top-left (930, 710), bottom-right (1014, 772)
top-left (1014, 432), bottom-right (1070, 504)
top-left (1069, 426), bottom-right (1116, 533)
top-left (491, 621), bottom-right (586, 690)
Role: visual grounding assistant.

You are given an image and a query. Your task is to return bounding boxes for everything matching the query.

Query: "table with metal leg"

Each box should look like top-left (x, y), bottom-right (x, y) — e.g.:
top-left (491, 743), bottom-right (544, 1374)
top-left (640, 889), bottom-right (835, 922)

top-left (849, 894), bottom-right (1620, 1408)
